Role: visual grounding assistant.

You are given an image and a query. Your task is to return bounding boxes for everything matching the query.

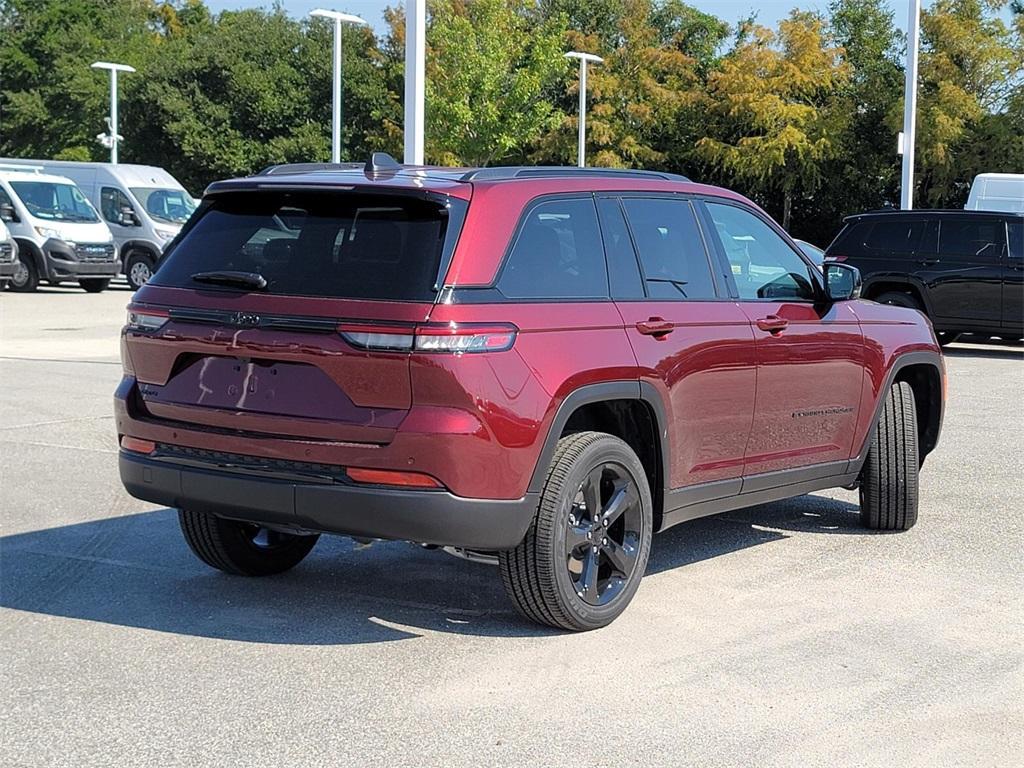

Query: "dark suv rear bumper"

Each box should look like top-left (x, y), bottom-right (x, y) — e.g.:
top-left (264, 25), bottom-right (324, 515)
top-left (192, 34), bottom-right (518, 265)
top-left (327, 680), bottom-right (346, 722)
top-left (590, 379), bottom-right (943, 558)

top-left (119, 452), bottom-right (538, 550)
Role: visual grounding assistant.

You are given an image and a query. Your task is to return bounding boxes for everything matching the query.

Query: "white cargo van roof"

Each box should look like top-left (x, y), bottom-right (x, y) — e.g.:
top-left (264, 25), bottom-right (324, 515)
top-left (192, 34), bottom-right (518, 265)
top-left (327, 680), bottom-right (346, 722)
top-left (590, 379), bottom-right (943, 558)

top-left (965, 173), bottom-right (1024, 213)
top-left (0, 166), bottom-right (84, 187)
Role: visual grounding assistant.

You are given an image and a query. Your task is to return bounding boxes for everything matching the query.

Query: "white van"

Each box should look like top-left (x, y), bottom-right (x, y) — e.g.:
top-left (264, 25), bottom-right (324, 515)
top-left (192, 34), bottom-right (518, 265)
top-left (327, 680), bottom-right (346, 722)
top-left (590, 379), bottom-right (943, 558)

top-left (0, 219), bottom-right (18, 289)
top-left (0, 166), bottom-right (118, 292)
top-left (0, 160), bottom-right (197, 290)
top-left (965, 173), bottom-right (1024, 213)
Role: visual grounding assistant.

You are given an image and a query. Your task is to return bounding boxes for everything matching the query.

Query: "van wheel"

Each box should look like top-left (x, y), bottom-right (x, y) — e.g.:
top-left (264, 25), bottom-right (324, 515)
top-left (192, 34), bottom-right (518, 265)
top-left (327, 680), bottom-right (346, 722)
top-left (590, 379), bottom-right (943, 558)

top-left (126, 251), bottom-right (155, 290)
top-left (178, 509), bottom-right (319, 576)
top-left (80, 278), bottom-right (110, 293)
top-left (9, 255), bottom-right (38, 292)
top-left (859, 380), bottom-right (919, 531)
top-left (499, 431), bottom-right (653, 631)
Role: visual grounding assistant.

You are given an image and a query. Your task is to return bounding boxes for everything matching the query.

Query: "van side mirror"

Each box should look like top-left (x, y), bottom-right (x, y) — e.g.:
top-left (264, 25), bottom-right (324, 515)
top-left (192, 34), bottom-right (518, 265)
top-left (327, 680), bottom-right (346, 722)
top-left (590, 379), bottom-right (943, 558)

top-left (824, 262), bottom-right (862, 302)
top-left (0, 202), bottom-right (17, 223)
top-left (119, 206), bottom-right (140, 227)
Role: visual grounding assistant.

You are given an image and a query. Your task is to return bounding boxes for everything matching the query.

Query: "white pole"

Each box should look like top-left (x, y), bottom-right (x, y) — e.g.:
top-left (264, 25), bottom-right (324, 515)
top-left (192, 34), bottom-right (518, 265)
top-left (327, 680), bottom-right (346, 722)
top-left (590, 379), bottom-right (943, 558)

top-left (405, 0), bottom-right (425, 165)
top-left (310, 10), bottom-right (368, 164)
top-left (110, 69), bottom-right (119, 164)
top-left (332, 17), bottom-right (342, 163)
top-left (901, 0), bottom-right (922, 210)
top-left (565, 52), bottom-right (602, 168)
top-left (577, 59), bottom-right (586, 168)
top-left (91, 62), bottom-right (135, 164)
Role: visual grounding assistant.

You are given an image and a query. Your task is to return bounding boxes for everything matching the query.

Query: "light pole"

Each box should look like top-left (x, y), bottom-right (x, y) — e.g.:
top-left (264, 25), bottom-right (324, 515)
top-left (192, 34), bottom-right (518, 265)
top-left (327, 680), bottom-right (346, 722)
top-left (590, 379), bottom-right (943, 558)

top-left (310, 9), bottom-right (368, 164)
top-left (404, 0), bottom-right (425, 165)
top-left (91, 62), bottom-right (135, 164)
top-left (564, 51), bottom-right (603, 168)
top-left (900, 0), bottom-right (922, 209)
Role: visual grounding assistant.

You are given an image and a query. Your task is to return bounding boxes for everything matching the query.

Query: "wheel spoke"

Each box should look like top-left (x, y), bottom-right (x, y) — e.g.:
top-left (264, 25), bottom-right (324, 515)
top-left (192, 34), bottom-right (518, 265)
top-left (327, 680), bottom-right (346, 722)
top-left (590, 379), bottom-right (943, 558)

top-left (565, 517), bottom-right (590, 552)
top-left (582, 467), bottom-right (603, 522)
top-left (602, 533), bottom-right (638, 576)
top-left (579, 548), bottom-right (600, 602)
top-left (601, 479), bottom-right (638, 527)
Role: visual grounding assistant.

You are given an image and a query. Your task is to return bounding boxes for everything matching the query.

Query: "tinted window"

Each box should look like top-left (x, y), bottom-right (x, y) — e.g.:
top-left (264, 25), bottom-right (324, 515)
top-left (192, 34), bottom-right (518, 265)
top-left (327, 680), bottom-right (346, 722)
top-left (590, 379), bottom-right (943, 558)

top-left (862, 219), bottom-right (926, 252)
top-left (622, 198), bottom-right (716, 299)
top-left (101, 187), bottom-right (134, 224)
top-left (498, 198), bottom-right (607, 299)
top-left (151, 191), bottom-right (465, 301)
top-left (706, 202), bottom-right (816, 301)
top-left (596, 197), bottom-right (643, 299)
top-left (1009, 221), bottom-right (1023, 260)
top-left (938, 218), bottom-right (1006, 259)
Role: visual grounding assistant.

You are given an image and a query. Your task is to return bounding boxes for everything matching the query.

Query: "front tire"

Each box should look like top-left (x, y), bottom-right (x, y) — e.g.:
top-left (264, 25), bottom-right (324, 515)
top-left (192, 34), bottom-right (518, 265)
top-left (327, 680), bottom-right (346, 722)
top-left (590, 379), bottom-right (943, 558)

top-left (499, 431), bottom-right (653, 631)
top-left (80, 278), bottom-right (110, 293)
top-left (9, 254), bottom-right (38, 292)
top-left (178, 509), bottom-right (319, 576)
top-left (859, 380), bottom-right (919, 531)
top-left (126, 251), bottom-right (155, 290)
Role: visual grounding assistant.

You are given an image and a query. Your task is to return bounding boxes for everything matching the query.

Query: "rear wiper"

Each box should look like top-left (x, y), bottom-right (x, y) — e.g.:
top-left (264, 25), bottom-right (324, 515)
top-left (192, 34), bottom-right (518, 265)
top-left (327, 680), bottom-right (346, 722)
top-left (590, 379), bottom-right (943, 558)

top-left (190, 271), bottom-right (267, 291)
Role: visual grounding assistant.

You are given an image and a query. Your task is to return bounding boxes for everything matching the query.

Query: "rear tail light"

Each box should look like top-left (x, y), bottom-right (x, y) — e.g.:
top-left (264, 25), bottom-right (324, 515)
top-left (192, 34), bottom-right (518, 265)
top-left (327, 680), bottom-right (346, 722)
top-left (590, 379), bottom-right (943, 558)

top-left (346, 467), bottom-right (442, 488)
top-left (339, 322), bottom-right (517, 354)
top-left (126, 306), bottom-right (169, 332)
top-left (120, 436), bottom-right (156, 454)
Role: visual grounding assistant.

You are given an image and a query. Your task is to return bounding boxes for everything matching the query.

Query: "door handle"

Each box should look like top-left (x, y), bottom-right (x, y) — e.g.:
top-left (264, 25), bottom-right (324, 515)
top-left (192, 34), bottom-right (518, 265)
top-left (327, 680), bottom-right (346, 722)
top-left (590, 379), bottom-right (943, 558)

top-left (636, 318), bottom-right (675, 337)
top-left (756, 315), bottom-right (789, 334)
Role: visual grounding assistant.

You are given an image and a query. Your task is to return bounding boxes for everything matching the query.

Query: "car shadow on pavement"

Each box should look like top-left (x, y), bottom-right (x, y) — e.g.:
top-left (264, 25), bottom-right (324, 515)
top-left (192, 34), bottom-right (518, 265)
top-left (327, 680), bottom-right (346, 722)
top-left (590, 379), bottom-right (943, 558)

top-left (0, 494), bottom-right (862, 644)
top-left (942, 345), bottom-right (1023, 360)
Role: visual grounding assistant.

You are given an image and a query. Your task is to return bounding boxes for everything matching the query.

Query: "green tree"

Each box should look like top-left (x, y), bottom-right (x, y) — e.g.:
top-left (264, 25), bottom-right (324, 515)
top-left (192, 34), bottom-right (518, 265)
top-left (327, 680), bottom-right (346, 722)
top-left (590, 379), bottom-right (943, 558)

top-left (697, 13), bottom-right (850, 231)
top-left (420, 0), bottom-right (568, 166)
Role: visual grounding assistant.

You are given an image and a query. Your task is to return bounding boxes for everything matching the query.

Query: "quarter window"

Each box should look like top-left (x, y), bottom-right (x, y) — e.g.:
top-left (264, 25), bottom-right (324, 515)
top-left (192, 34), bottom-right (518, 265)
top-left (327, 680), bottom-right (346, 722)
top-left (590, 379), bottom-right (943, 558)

top-left (621, 198), bottom-right (716, 299)
top-left (862, 220), bottom-right (926, 252)
top-left (498, 198), bottom-right (608, 299)
top-left (706, 202), bottom-right (816, 301)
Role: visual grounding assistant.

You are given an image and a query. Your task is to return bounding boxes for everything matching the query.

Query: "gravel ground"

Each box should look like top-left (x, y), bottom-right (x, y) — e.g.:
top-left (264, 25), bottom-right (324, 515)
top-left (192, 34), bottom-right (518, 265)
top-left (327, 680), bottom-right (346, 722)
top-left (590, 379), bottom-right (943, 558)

top-left (1, 287), bottom-right (1022, 767)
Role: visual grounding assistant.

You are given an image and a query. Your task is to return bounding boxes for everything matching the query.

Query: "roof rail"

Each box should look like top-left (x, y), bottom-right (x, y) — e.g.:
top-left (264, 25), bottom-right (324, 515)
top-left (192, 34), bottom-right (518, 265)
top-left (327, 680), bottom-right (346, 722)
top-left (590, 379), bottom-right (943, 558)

top-left (256, 162), bottom-right (364, 176)
top-left (460, 166), bottom-right (690, 183)
top-left (0, 162), bottom-right (45, 174)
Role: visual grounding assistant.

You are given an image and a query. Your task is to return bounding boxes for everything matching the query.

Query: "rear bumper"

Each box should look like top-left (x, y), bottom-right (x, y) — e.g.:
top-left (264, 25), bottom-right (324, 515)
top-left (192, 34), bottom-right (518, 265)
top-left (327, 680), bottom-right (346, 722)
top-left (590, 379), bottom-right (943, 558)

top-left (119, 451), bottom-right (538, 550)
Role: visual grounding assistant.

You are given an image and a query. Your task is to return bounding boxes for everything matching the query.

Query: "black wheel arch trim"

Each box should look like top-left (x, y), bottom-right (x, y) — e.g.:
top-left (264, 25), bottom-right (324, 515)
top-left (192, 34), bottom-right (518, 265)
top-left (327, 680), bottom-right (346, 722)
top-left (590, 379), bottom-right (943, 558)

top-left (848, 349), bottom-right (944, 473)
top-left (526, 380), bottom-right (670, 496)
top-left (121, 240), bottom-right (160, 268)
top-left (12, 237), bottom-right (45, 276)
top-left (863, 275), bottom-right (935, 316)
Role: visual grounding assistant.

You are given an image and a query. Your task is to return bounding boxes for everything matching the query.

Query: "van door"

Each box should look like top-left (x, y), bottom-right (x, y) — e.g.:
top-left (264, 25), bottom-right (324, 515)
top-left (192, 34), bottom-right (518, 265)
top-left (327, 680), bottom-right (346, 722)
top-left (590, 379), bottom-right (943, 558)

top-left (928, 216), bottom-right (1004, 328)
top-left (100, 185), bottom-right (140, 257)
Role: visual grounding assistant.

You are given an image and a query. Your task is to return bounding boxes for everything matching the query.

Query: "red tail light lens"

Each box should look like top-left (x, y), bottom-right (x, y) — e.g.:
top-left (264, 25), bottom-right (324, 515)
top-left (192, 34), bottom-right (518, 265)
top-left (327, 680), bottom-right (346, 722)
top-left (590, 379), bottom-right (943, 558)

top-left (126, 306), bottom-right (169, 332)
top-left (339, 322), bottom-right (517, 354)
top-left (346, 467), bottom-right (442, 488)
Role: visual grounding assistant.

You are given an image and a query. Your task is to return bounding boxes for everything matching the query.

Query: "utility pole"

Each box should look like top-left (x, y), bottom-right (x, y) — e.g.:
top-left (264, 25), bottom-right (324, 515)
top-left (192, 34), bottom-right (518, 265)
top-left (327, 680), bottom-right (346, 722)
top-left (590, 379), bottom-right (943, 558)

top-left (91, 62), bottom-right (135, 164)
top-left (310, 9), bottom-right (368, 164)
top-left (900, 0), bottom-right (922, 209)
top-left (405, 0), bottom-right (425, 165)
top-left (564, 52), bottom-right (603, 168)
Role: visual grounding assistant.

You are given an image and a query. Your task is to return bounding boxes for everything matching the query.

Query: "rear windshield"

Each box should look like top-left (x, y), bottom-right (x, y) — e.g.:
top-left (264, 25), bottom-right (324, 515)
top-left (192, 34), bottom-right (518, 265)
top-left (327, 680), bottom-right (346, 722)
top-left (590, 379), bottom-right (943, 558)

top-left (151, 190), bottom-right (466, 301)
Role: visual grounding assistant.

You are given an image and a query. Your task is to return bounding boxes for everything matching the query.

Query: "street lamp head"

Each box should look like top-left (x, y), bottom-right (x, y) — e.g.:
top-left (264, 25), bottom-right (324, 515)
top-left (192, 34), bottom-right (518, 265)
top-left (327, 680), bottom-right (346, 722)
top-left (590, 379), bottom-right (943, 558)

top-left (309, 9), bottom-right (368, 25)
top-left (91, 61), bottom-right (136, 73)
top-left (564, 51), bottom-right (604, 64)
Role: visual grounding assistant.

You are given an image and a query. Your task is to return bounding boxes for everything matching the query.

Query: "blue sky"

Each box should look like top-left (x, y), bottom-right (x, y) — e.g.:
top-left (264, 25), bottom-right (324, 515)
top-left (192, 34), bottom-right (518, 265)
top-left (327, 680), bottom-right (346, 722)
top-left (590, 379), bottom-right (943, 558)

top-left (205, 0), bottom-right (923, 36)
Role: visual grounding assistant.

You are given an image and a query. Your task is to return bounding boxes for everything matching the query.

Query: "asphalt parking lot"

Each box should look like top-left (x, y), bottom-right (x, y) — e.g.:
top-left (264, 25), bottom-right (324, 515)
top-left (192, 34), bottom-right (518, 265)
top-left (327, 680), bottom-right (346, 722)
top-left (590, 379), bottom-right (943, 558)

top-left (1, 286), bottom-right (1022, 767)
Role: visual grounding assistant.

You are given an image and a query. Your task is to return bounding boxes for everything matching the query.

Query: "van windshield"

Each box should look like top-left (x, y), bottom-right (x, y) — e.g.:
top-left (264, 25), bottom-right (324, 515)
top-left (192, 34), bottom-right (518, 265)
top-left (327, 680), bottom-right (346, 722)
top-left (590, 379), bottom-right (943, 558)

top-left (131, 187), bottom-right (197, 224)
top-left (9, 181), bottom-right (99, 223)
top-left (150, 190), bottom-right (466, 301)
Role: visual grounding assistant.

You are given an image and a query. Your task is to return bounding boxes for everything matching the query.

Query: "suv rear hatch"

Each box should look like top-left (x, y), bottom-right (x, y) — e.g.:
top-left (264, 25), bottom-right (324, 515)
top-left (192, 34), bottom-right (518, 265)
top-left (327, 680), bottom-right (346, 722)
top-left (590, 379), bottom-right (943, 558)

top-left (123, 183), bottom-right (468, 445)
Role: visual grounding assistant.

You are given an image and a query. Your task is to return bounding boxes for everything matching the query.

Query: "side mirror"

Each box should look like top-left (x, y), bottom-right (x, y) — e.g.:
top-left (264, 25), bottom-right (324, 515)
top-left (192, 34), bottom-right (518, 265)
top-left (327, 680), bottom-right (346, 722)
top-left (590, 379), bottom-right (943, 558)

top-left (0, 202), bottom-right (17, 223)
top-left (119, 206), bottom-right (140, 227)
top-left (824, 262), bottom-right (862, 302)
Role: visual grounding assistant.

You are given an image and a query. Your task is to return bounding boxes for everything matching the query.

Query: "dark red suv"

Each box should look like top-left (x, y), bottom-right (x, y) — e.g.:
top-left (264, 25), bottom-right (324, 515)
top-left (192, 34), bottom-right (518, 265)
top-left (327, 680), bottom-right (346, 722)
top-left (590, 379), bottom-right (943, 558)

top-left (116, 155), bottom-right (945, 630)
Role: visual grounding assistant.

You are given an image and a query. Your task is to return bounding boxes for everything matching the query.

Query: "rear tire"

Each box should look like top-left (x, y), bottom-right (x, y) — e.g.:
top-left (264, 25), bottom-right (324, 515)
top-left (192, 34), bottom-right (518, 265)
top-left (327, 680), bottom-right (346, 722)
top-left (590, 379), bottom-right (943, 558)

top-left (935, 331), bottom-right (961, 347)
top-left (80, 278), bottom-right (110, 293)
top-left (9, 255), bottom-right (38, 292)
top-left (874, 290), bottom-right (922, 311)
top-left (178, 509), bottom-right (319, 576)
top-left (499, 431), bottom-right (653, 631)
top-left (859, 380), bottom-right (919, 531)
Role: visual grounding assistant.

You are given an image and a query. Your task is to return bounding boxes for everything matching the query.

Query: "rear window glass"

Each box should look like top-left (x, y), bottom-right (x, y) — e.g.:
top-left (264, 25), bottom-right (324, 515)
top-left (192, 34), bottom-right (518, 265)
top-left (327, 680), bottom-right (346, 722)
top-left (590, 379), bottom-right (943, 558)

top-left (938, 219), bottom-right (1006, 258)
top-left (498, 198), bottom-right (607, 299)
top-left (861, 220), bottom-right (926, 252)
top-left (151, 191), bottom-right (465, 301)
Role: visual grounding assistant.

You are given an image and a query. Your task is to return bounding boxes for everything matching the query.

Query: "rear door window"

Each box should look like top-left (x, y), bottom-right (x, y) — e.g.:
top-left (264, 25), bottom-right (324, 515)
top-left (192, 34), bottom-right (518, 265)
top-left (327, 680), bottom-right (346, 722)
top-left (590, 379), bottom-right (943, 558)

top-left (938, 218), bottom-right (1006, 260)
top-left (621, 198), bottom-right (717, 299)
top-left (497, 197), bottom-right (608, 299)
top-left (151, 191), bottom-right (466, 301)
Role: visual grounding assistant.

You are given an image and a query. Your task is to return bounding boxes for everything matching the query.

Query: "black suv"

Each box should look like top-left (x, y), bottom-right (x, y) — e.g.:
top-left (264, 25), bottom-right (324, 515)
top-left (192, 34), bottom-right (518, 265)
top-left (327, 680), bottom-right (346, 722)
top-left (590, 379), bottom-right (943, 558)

top-left (825, 210), bottom-right (1023, 344)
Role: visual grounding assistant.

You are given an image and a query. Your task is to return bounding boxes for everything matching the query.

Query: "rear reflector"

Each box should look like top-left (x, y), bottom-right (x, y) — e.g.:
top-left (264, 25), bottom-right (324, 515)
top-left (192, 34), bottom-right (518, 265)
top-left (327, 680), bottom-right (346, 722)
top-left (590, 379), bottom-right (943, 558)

top-left (346, 467), bottom-right (443, 488)
top-left (338, 322), bottom-right (517, 354)
top-left (121, 436), bottom-right (156, 454)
